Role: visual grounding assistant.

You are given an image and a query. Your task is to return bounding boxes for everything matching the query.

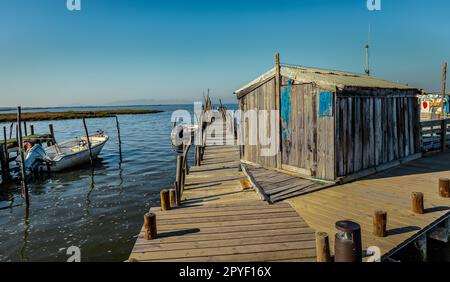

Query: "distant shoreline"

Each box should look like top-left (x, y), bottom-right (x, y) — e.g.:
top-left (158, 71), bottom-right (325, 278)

top-left (0, 109), bottom-right (163, 122)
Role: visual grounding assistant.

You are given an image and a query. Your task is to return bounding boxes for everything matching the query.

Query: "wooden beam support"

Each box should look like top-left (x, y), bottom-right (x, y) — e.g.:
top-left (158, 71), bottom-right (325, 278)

top-left (373, 210), bottom-right (387, 237)
top-left (315, 232), bottom-right (331, 262)
top-left (414, 233), bottom-right (427, 262)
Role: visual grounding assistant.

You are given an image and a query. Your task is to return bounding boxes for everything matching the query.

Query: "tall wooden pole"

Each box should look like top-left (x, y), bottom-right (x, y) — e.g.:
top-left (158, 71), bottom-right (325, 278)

top-left (1, 126), bottom-right (9, 180)
top-left (275, 52), bottom-right (282, 169)
top-left (17, 107), bottom-right (29, 207)
top-left (442, 62), bottom-right (447, 118)
top-left (82, 118), bottom-right (93, 167)
top-left (115, 115), bottom-right (122, 162)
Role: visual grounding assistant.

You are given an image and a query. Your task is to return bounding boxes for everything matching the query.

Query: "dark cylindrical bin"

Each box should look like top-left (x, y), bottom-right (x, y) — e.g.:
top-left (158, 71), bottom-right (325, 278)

top-left (334, 220), bottom-right (362, 262)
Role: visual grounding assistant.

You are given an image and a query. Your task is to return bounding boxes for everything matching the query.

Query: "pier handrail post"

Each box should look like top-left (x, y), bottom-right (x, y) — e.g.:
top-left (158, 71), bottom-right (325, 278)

top-left (17, 106), bottom-right (30, 208)
top-left (373, 210), bottom-right (387, 237)
top-left (175, 154), bottom-right (184, 204)
top-left (315, 232), bottom-right (331, 262)
top-left (169, 188), bottom-right (178, 208)
top-left (82, 118), bottom-right (93, 167)
top-left (440, 119), bottom-right (447, 152)
top-left (143, 212), bottom-right (157, 240)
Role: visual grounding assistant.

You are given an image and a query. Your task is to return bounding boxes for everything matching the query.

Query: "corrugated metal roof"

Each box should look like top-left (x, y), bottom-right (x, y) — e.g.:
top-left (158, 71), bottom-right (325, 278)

top-left (234, 64), bottom-right (418, 96)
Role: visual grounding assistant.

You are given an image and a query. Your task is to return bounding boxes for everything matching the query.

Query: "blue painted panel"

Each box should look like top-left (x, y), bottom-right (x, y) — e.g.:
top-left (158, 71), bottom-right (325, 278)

top-left (319, 91), bottom-right (333, 117)
top-left (281, 80), bottom-right (293, 141)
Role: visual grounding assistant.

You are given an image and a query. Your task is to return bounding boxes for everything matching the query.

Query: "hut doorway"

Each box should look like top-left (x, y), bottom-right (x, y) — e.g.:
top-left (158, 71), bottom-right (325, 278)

top-left (280, 80), bottom-right (318, 176)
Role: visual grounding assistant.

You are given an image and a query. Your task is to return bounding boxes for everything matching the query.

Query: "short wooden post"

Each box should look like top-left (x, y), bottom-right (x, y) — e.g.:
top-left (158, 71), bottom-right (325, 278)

top-left (412, 192), bottom-right (424, 214)
top-left (373, 210), bottom-right (387, 237)
top-left (315, 232), bottom-right (331, 262)
top-left (115, 116), bottom-right (122, 162)
top-left (175, 155), bottom-right (183, 203)
top-left (82, 118), bottom-right (93, 167)
top-left (17, 107), bottom-right (29, 207)
top-left (160, 189), bottom-right (170, 211)
top-left (438, 178), bottom-right (450, 198)
top-left (1, 126), bottom-right (9, 180)
top-left (30, 125), bottom-right (35, 135)
top-left (440, 119), bottom-right (447, 151)
top-left (169, 189), bottom-right (177, 208)
top-left (143, 212), bottom-right (157, 240)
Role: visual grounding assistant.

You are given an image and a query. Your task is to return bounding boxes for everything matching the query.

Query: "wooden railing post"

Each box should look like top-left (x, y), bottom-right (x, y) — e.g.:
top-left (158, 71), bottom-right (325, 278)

top-left (175, 155), bottom-right (184, 204)
top-left (169, 189), bottom-right (178, 208)
top-left (441, 119), bottom-right (447, 152)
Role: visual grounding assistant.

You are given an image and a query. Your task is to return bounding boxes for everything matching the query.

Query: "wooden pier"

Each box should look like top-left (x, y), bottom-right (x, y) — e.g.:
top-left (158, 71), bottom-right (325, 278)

top-left (129, 117), bottom-right (450, 262)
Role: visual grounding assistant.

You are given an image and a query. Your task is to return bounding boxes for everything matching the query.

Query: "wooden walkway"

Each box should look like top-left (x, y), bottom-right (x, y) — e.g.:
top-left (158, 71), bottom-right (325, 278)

top-left (287, 151), bottom-right (450, 260)
top-left (128, 120), bottom-right (317, 262)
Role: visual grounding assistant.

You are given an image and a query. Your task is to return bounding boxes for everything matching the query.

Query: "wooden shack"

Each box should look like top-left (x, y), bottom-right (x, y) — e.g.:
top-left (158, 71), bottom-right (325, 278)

top-left (235, 53), bottom-right (421, 182)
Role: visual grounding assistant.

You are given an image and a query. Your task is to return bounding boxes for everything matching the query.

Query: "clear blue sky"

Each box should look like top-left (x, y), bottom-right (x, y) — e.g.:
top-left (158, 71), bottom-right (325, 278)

top-left (0, 0), bottom-right (449, 107)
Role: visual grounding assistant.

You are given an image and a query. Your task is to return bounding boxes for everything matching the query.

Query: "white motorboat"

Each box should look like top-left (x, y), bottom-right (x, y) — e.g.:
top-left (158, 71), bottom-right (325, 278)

top-left (25, 131), bottom-right (109, 172)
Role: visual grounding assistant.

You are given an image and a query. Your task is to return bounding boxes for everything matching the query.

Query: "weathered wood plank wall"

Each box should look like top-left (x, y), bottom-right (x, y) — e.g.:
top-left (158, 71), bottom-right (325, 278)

top-left (335, 90), bottom-right (420, 177)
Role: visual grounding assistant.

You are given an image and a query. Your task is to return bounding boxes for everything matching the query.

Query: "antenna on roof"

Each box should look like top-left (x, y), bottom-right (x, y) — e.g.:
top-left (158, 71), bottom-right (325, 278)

top-left (364, 24), bottom-right (371, 76)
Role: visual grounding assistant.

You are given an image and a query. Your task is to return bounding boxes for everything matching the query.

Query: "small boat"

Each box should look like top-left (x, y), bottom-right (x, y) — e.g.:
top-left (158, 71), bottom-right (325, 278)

top-left (25, 131), bottom-right (109, 172)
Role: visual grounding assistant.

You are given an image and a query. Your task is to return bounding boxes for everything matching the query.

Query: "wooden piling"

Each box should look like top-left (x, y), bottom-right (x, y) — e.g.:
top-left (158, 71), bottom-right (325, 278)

top-left (160, 189), bottom-right (171, 211)
top-left (412, 192), bottom-right (424, 214)
top-left (438, 178), bottom-right (450, 198)
top-left (415, 233), bottom-right (427, 262)
top-left (17, 107), bottom-right (29, 207)
top-left (169, 189), bottom-right (178, 208)
top-left (115, 115), bottom-right (122, 162)
top-left (23, 121), bottom-right (28, 136)
top-left (48, 124), bottom-right (55, 143)
top-left (315, 232), bottom-right (331, 262)
top-left (442, 62), bottom-right (447, 118)
top-left (1, 126), bottom-right (9, 179)
top-left (143, 212), bottom-right (157, 240)
top-left (30, 125), bottom-right (35, 135)
top-left (195, 145), bottom-right (201, 166)
top-left (82, 118), bottom-right (93, 167)
top-left (373, 210), bottom-right (387, 237)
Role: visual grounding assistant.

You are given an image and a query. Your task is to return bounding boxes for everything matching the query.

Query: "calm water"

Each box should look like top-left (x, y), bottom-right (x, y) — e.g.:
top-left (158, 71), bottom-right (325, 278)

top-left (0, 104), bottom-right (201, 262)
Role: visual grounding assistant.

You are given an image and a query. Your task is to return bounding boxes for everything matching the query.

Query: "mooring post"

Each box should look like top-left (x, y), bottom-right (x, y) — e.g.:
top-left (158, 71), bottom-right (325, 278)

top-left (415, 233), bottom-right (428, 262)
top-left (115, 115), bottom-right (122, 162)
top-left (373, 210), bottom-right (387, 237)
top-left (412, 192), bottom-right (424, 214)
top-left (439, 178), bottom-right (450, 198)
top-left (160, 189), bottom-right (171, 211)
top-left (143, 212), bottom-right (157, 240)
top-left (175, 155), bottom-right (183, 204)
top-left (23, 121), bottom-right (28, 136)
top-left (48, 124), bottom-right (55, 143)
top-left (315, 232), bottom-right (331, 262)
top-left (30, 124), bottom-right (34, 135)
top-left (82, 118), bottom-right (93, 167)
top-left (17, 107), bottom-right (29, 207)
